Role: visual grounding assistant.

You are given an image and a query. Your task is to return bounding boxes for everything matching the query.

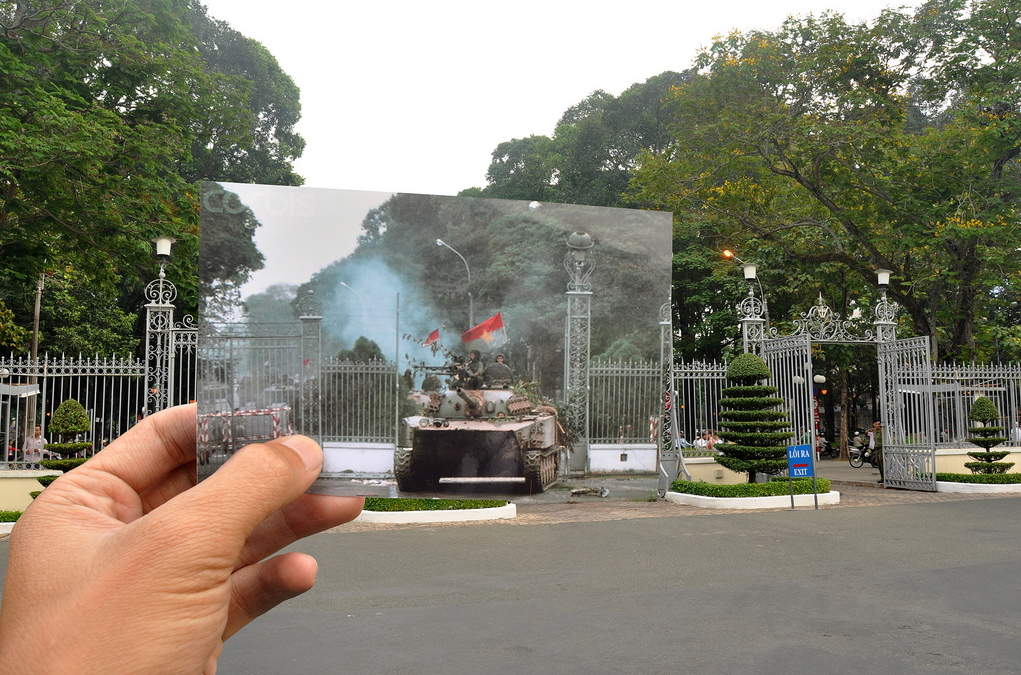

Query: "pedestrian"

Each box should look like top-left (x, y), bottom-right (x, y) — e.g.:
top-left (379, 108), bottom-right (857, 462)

top-left (869, 420), bottom-right (884, 482)
top-left (22, 425), bottom-right (47, 465)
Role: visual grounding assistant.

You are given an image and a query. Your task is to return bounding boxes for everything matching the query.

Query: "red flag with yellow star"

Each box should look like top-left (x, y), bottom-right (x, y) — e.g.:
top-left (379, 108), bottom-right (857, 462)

top-left (460, 313), bottom-right (507, 352)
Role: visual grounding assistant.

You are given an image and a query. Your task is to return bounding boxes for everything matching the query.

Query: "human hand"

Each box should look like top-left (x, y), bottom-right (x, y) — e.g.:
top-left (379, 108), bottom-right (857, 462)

top-left (0, 404), bottom-right (363, 674)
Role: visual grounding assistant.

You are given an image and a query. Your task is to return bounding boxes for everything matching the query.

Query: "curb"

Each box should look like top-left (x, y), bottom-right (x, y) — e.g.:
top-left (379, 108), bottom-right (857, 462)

top-left (0, 522), bottom-right (15, 537)
top-left (353, 502), bottom-right (516, 524)
top-left (936, 481), bottom-right (1021, 494)
top-left (665, 491), bottom-right (841, 510)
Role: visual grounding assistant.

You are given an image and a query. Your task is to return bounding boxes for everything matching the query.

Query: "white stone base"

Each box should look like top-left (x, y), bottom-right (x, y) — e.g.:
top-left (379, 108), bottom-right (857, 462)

top-left (665, 490), bottom-right (840, 509)
top-left (353, 502), bottom-right (516, 523)
top-left (0, 522), bottom-right (16, 536)
top-left (936, 481), bottom-right (1021, 494)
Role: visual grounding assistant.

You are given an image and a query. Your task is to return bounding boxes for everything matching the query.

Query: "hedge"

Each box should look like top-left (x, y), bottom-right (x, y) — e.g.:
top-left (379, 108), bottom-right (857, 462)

top-left (670, 478), bottom-right (831, 498)
top-left (37, 475), bottom-right (59, 488)
top-left (0, 511), bottom-right (21, 522)
top-left (40, 458), bottom-right (87, 472)
top-left (936, 473), bottom-right (1021, 484)
top-left (363, 498), bottom-right (508, 512)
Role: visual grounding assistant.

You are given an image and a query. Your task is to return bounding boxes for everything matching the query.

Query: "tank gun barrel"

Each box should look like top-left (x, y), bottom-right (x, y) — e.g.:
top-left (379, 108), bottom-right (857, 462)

top-left (454, 387), bottom-right (481, 413)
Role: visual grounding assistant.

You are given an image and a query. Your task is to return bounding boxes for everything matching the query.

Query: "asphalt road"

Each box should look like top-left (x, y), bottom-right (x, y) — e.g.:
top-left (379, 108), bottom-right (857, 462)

top-left (3, 498), bottom-right (1021, 674)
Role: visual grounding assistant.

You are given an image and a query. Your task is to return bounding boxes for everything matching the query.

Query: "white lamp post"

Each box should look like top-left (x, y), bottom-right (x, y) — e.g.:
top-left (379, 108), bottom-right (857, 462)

top-left (436, 238), bottom-right (473, 328)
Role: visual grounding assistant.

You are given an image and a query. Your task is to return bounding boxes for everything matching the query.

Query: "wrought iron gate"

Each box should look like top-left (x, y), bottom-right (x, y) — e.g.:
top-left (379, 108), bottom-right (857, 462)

top-left (878, 336), bottom-right (937, 491)
top-left (760, 335), bottom-right (814, 456)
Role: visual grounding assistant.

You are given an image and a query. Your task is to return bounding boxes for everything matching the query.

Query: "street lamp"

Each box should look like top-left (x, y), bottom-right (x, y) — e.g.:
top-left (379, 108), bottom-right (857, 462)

top-left (723, 249), bottom-right (768, 325)
top-left (339, 281), bottom-right (368, 323)
top-left (152, 236), bottom-right (176, 259)
top-left (436, 238), bottom-right (473, 327)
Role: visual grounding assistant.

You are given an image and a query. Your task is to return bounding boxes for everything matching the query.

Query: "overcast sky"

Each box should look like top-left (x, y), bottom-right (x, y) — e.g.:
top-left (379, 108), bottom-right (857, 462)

top-left (200, 0), bottom-right (922, 197)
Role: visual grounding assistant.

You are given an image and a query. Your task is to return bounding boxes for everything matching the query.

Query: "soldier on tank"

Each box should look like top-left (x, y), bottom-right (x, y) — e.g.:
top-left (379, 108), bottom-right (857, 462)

top-left (485, 353), bottom-right (513, 388)
top-left (462, 350), bottom-right (485, 388)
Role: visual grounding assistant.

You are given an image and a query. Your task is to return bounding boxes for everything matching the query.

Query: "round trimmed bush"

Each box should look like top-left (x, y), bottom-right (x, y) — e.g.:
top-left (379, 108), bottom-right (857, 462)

top-left (46, 399), bottom-right (92, 464)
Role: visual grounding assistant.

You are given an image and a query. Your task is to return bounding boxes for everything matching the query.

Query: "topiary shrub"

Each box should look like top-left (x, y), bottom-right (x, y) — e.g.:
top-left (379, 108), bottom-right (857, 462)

top-left (40, 458), bottom-right (87, 472)
top-left (46, 399), bottom-right (92, 460)
top-left (36, 475), bottom-right (59, 488)
top-left (716, 353), bottom-right (791, 483)
top-left (965, 397), bottom-right (1013, 474)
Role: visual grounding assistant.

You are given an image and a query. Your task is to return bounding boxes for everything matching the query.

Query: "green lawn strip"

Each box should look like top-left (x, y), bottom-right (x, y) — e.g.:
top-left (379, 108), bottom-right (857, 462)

top-left (670, 477), bottom-right (831, 498)
top-left (0, 511), bottom-right (22, 522)
top-left (935, 473), bottom-right (1021, 484)
top-left (363, 498), bottom-right (508, 512)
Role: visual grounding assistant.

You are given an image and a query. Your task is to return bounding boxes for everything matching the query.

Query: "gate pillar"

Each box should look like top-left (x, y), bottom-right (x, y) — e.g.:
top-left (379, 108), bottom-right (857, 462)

top-left (563, 232), bottom-right (594, 474)
top-left (298, 290), bottom-right (322, 444)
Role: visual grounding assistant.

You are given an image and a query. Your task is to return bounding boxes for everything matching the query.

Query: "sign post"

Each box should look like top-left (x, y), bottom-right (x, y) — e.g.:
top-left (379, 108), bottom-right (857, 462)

top-left (786, 444), bottom-right (818, 510)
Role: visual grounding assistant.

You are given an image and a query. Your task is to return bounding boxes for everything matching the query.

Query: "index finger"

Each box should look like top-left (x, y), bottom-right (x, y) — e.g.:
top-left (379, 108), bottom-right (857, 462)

top-left (85, 404), bottom-right (197, 494)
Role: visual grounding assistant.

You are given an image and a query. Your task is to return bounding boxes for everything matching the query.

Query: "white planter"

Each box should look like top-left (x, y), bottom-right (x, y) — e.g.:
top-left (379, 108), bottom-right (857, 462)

top-left (936, 481), bottom-right (1021, 494)
top-left (665, 490), bottom-right (840, 510)
top-left (353, 502), bottom-right (516, 523)
top-left (0, 522), bottom-right (16, 536)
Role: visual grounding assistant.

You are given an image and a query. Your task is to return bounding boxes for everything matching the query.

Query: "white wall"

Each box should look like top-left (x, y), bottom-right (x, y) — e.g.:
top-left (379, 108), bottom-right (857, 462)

top-left (322, 442), bottom-right (395, 474)
top-left (588, 443), bottom-right (658, 473)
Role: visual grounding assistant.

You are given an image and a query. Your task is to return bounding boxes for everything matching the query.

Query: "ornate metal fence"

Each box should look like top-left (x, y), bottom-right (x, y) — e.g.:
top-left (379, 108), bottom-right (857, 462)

top-left (589, 357), bottom-right (727, 449)
top-left (320, 358), bottom-right (398, 444)
top-left (931, 362), bottom-right (1021, 448)
top-left (1, 353), bottom-right (147, 466)
top-left (673, 360), bottom-right (727, 450)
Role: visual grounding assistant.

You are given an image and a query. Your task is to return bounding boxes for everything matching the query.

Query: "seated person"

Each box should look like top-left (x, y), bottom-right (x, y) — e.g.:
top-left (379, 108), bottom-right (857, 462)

top-left (484, 353), bottom-right (513, 387)
top-left (461, 350), bottom-right (485, 388)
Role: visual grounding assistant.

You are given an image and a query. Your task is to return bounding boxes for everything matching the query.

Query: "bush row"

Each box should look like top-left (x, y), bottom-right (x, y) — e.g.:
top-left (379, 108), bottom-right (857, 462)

top-left (669, 478), bottom-right (831, 498)
top-left (363, 498), bottom-right (508, 512)
top-left (936, 473), bottom-right (1021, 484)
top-left (0, 511), bottom-right (21, 522)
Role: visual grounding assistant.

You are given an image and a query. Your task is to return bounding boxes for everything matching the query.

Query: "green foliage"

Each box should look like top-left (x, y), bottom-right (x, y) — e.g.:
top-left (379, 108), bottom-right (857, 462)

top-left (363, 498), bottom-right (508, 512)
top-left (726, 354), bottom-right (771, 383)
top-left (36, 476), bottom-right (59, 488)
top-left (670, 478), bottom-right (830, 498)
top-left (40, 458), bottom-right (87, 472)
top-left (43, 442), bottom-right (92, 459)
top-left (965, 396), bottom-right (1008, 468)
top-left (963, 461), bottom-right (1015, 474)
top-left (936, 472), bottom-right (1021, 484)
top-left (0, 511), bottom-right (22, 521)
top-left (0, 0), bottom-right (303, 352)
top-left (0, 299), bottom-right (27, 350)
top-left (28, 491), bottom-right (40, 500)
top-left (717, 355), bottom-right (790, 482)
top-left (48, 400), bottom-right (89, 436)
top-left (968, 397), bottom-right (1000, 422)
top-left (631, 1), bottom-right (1021, 361)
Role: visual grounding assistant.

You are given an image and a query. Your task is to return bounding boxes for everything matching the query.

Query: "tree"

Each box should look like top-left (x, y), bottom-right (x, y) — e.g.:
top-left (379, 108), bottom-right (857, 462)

top-left (0, 0), bottom-right (304, 352)
top-left (44, 399), bottom-right (91, 462)
top-left (965, 396), bottom-right (1013, 474)
top-left (716, 353), bottom-right (792, 482)
top-left (633, 1), bottom-right (1021, 360)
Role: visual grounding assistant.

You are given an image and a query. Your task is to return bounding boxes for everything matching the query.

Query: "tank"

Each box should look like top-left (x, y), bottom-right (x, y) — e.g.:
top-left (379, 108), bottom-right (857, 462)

top-left (395, 378), bottom-right (563, 494)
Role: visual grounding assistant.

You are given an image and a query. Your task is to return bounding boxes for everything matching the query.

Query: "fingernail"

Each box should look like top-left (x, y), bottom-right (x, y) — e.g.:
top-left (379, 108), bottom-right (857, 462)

top-left (278, 435), bottom-right (322, 471)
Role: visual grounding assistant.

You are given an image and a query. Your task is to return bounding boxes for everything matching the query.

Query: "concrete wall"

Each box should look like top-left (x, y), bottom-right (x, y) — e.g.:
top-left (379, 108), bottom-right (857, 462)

top-left (588, 444), bottom-right (658, 473)
top-left (0, 470), bottom-right (57, 511)
top-left (322, 442), bottom-right (395, 475)
top-left (935, 448), bottom-right (1021, 474)
top-left (683, 456), bottom-right (747, 484)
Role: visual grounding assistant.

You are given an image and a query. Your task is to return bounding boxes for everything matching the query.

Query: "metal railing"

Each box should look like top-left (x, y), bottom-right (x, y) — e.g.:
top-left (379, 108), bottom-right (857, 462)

top-left (1, 353), bottom-right (148, 467)
top-left (932, 363), bottom-right (1021, 448)
top-left (320, 358), bottom-right (398, 444)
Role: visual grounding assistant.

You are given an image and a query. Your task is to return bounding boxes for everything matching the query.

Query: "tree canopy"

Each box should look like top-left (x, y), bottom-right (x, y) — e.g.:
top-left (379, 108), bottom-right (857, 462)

top-left (0, 0), bottom-right (302, 354)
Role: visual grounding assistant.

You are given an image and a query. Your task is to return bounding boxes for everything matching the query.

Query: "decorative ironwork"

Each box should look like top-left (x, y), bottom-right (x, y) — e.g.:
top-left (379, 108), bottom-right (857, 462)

top-left (873, 291), bottom-right (898, 343)
top-left (761, 335), bottom-right (815, 453)
top-left (783, 294), bottom-right (877, 343)
top-left (737, 286), bottom-right (768, 353)
top-left (563, 232), bottom-right (594, 473)
top-left (144, 263), bottom-right (178, 306)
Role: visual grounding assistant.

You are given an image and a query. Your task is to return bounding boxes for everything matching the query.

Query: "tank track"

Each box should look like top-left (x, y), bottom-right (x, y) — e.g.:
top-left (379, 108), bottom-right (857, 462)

top-left (394, 447), bottom-right (435, 492)
top-left (523, 447), bottom-right (559, 494)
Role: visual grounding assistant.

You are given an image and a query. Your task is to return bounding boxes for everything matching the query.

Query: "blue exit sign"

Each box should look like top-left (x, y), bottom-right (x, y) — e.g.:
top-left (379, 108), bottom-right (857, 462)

top-left (787, 444), bottom-right (814, 478)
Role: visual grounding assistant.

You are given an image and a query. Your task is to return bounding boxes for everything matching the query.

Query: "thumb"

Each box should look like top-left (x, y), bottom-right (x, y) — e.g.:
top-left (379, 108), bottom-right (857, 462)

top-left (161, 435), bottom-right (323, 552)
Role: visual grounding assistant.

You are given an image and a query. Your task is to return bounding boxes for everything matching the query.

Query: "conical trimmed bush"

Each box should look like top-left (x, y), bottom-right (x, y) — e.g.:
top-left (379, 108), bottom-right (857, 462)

top-left (717, 353), bottom-right (792, 483)
top-left (965, 397), bottom-right (1013, 474)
